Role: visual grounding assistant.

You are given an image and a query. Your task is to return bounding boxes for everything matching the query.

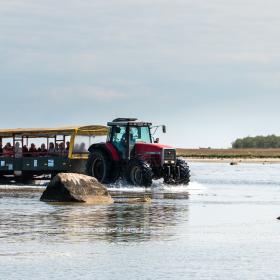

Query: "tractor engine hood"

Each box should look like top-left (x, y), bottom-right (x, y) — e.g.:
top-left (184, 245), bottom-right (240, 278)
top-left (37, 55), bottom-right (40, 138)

top-left (134, 143), bottom-right (177, 165)
top-left (134, 143), bottom-right (174, 154)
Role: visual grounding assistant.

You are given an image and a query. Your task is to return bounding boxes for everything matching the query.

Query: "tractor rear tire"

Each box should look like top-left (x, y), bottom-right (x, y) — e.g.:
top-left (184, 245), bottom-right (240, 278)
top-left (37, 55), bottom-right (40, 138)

top-left (164, 159), bottom-right (190, 185)
top-left (126, 159), bottom-right (153, 187)
top-left (86, 150), bottom-right (119, 184)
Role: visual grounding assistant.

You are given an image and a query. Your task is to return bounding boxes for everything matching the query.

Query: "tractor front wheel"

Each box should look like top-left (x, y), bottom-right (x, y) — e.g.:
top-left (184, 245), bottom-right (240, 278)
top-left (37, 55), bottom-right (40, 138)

top-left (126, 159), bottom-right (153, 187)
top-left (164, 159), bottom-right (190, 185)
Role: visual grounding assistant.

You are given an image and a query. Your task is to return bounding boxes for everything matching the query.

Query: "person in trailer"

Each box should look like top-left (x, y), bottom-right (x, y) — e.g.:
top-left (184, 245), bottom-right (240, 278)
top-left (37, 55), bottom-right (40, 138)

top-left (22, 145), bottom-right (28, 156)
top-left (14, 142), bottom-right (22, 158)
top-left (38, 144), bottom-right (47, 156)
top-left (28, 143), bottom-right (37, 157)
top-left (48, 143), bottom-right (56, 155)
top-left (3, 143), bottom-right (13, 157)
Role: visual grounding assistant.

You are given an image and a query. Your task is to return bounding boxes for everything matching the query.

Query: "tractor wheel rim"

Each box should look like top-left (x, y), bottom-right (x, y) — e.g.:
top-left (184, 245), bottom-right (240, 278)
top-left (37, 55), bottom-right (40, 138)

top-left (131, 166), bottom-right (142, 185)
top-left (92, 158), bottom-right (105, 181)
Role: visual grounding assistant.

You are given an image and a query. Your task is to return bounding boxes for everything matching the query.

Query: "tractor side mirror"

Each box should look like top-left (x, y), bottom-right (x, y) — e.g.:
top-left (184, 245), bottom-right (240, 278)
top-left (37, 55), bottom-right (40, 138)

top-left (162, 125), bottom-right (167, 133)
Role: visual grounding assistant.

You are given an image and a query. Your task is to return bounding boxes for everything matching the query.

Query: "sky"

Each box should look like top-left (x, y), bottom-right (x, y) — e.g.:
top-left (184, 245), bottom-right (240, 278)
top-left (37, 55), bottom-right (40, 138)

top-left (1, 0), bottom-right (280, 148)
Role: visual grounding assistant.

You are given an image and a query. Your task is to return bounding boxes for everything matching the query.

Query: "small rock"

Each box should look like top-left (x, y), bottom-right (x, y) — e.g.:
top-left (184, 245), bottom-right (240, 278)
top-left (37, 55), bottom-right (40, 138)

top-left (230, 162), bottom-right (238, 165)
top-left (114, 196), bottom-right (152, 204)
top-left (125, 196), bottom-right (152, 204)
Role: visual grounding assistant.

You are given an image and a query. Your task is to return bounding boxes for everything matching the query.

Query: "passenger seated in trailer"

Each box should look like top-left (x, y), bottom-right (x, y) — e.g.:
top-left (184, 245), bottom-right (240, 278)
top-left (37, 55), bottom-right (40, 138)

top-left (3, 143), bottom-right (13, 157)
top-left (61, 143), bottom-right (69, 156)
top-left (22, 145), bottom-right (28, 156)
top-left (79, 142), bottom-right (87, 153)
top-left (73, 143), bottom-right (86, 154)
top-left (55, 143), bottom-right (59, 153)
top-left (0, 143), bottom-right (3, 155)
top-left (66, 141), bottom-right (70, 151)
top-left (58, 142), bottom-right (67, 156)
top-left (28, 143), bottom-right (37, 156)
top-left (65, 141), bottom-right (70, 156)
top-left (38, 144), bottom-right (47, 156)
top-left (48, 142), bottom-right (56, 155)
top-left (14, 142), bottom-right (22, 158)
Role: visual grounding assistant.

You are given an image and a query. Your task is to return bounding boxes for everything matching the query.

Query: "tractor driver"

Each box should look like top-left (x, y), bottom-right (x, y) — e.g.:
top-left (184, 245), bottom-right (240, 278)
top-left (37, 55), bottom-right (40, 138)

top-left (120, 132), bottom-right (135, 147)
top-left (112, 126), bottom-right (138, 158)
top-left (118, 128), bottom-right (137, 157)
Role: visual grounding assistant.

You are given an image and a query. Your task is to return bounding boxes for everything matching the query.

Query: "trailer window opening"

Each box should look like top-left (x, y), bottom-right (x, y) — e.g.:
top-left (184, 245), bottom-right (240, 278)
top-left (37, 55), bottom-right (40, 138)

top-left (73, 135), bottom-right (107, 154)
top-left (0, 136), bottom-right (71, 157)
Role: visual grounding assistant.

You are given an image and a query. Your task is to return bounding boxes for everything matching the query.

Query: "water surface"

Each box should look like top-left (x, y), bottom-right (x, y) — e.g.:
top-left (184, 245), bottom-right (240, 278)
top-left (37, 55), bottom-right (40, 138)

top-left (1, 162), bottom-right (280, 279)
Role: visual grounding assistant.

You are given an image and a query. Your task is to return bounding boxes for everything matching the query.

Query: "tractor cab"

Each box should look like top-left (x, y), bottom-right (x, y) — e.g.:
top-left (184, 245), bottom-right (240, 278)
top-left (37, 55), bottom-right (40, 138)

top-left (107, 118), bottom-right (153, 160)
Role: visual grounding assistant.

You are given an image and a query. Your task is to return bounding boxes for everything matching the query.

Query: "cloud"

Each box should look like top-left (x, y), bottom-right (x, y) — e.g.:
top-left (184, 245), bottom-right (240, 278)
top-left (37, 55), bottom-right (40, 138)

top-left (46, 86), bottom-right (128, 102)
top-left (213, 52), bottom-right (279, 64)
top-left (2, 0), bottom-right (280, 147)
top-left (0, 50), bottom-right (98, 75)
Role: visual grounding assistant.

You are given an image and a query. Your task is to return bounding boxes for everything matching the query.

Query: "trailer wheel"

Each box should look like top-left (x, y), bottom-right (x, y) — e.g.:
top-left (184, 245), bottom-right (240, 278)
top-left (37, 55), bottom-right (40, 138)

top-left (126, 159), bottom-right (153, 187)
top-left (86, 150), bottom-right (118, 184)
top-left (17, 173), bottom-right (34, 185)
top-left (164, 159), bottom-right (190, 185)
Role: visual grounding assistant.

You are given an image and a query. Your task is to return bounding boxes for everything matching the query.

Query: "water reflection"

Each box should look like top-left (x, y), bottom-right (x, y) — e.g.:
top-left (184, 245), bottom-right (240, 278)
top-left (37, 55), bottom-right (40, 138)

top-left (0, 189), bottom-right (189, 244)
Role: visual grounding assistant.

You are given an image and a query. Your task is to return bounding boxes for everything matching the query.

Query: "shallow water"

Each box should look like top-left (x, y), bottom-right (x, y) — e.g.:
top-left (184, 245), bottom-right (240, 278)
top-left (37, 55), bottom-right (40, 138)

top-left (1, 162), bottom-right (280, 279)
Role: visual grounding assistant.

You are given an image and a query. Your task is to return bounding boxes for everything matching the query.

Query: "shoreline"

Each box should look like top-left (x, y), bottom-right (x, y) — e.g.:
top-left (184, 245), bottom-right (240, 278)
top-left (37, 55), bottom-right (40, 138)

top-left (182, 157), bottom-right (280, 164)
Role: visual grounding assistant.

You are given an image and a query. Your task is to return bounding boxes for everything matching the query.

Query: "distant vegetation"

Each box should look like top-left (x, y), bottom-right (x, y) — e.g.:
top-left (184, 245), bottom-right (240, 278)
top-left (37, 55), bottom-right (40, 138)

top-left (176, 135), bottom-right (280, 159)
top-left (176, 148), bottom-right (280, 159)
top-left (232, 135), bottom-right (280, 149)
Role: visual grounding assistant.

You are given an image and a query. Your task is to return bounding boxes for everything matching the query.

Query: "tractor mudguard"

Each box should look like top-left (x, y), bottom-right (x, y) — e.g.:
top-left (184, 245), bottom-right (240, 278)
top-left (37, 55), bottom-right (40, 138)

top-left (88, 143), bottom-right (120, 161)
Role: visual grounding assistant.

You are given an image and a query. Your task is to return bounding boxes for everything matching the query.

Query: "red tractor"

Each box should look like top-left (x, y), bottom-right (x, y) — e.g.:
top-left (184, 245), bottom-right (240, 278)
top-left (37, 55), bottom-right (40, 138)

top-left (86, 118), bottom-right (190, 186)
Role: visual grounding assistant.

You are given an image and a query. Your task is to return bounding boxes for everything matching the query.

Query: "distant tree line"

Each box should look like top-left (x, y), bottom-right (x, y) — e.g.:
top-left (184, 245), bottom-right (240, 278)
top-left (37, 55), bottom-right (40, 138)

top-left (232, 135), bottom-right (280, 149)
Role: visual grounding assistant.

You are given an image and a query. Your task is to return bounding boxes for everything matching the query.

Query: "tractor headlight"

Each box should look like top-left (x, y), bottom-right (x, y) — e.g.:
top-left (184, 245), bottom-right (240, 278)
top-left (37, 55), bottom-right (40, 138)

top-left (164, 160), bottom-right (175, 164)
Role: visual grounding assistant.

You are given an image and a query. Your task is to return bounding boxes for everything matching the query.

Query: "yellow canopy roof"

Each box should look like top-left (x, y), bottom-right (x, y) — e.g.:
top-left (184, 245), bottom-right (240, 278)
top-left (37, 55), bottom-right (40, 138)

top-left (0, 125), bottom-right (109, 138)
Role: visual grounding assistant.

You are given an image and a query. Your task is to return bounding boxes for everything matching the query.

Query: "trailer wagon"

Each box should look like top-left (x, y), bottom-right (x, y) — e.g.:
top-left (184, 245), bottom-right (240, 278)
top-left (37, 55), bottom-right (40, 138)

top-left (0, 125), bottom-right (108, 181)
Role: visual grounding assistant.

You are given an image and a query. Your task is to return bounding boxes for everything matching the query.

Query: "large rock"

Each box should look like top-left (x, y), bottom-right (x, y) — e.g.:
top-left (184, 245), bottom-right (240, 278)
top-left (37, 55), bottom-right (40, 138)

top-left (40, 173), bottom-right (114, 204)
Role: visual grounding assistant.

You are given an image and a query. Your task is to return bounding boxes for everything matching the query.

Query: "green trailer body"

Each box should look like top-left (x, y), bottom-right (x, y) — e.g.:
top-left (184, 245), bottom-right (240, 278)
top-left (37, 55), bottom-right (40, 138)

top-left (0, 157), bottom-right (88, 174)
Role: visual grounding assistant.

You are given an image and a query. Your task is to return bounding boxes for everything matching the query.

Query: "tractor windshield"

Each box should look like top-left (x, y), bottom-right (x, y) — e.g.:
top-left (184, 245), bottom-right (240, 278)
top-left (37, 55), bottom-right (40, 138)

top-left (130, 126), bottom-right (152, 144)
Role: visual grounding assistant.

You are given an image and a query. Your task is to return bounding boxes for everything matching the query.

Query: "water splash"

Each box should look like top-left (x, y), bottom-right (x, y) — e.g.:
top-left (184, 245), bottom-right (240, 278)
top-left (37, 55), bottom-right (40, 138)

top-left (107, 179), bottom-right (205, 194)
